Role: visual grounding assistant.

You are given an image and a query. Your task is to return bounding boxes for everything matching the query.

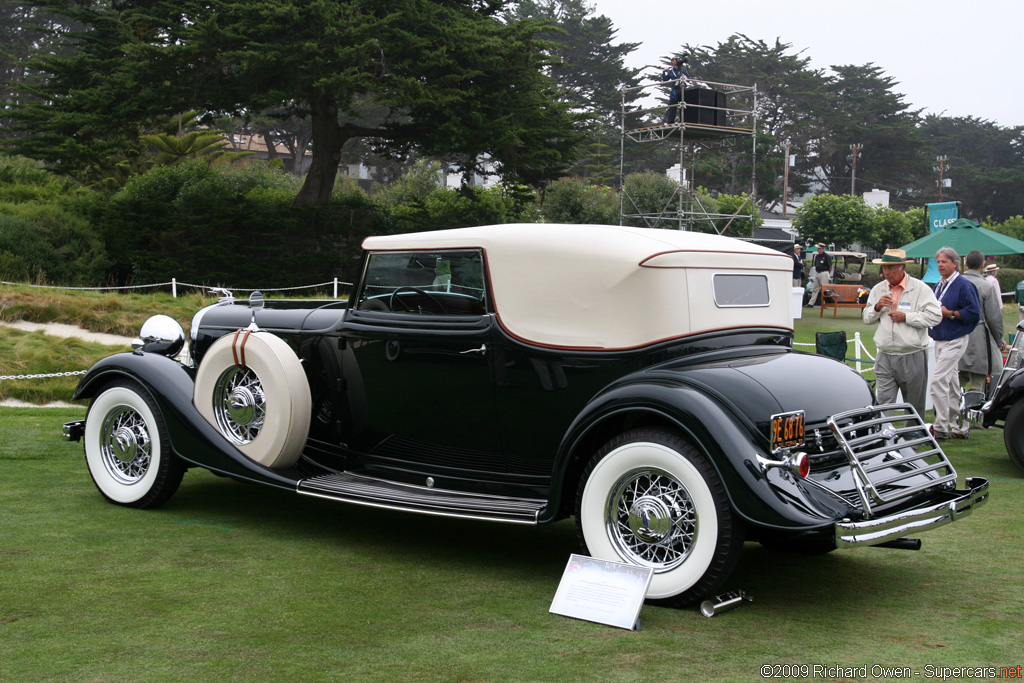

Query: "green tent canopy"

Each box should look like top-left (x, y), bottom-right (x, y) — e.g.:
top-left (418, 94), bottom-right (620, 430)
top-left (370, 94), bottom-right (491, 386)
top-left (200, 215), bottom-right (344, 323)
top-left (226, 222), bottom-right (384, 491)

top-left (900, 218), bottom-right (1024, 257)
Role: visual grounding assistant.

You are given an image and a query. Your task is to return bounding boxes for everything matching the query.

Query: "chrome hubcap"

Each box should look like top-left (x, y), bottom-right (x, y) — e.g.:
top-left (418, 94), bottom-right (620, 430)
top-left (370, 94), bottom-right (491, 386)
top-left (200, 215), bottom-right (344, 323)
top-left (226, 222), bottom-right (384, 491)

top-left (226, 386), bottom-right (258, 426)
top-left (213, 366), bottom-right (266, 445)
top-left (607, 468), bottom-right (697, 572)
top-left (627, 495), bottom-right (676, 544)
top-left (100, 406), bottom-right (151, 484)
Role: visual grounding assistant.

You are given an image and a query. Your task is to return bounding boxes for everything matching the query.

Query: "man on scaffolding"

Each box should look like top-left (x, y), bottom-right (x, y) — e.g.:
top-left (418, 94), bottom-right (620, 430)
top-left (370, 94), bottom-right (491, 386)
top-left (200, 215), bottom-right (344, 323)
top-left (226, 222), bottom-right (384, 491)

top-left (661, 56), bottom-right (690, 124)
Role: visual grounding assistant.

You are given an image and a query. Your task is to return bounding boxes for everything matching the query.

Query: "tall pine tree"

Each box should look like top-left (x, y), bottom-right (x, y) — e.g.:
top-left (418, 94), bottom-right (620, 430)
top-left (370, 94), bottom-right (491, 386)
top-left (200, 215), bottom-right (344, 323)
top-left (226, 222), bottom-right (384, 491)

top-left (8, 0), bottom-right (585, 204)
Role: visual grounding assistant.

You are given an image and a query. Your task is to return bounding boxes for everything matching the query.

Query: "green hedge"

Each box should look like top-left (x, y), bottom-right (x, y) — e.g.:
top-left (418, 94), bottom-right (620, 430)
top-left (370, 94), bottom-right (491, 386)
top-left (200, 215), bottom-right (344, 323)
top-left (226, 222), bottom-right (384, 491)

top-left (103, 161), bottom-right (387, 287)
top-left (0, 157), bottom-right (111, 284)
top-left (992, 267), bottom-right (1024, 303)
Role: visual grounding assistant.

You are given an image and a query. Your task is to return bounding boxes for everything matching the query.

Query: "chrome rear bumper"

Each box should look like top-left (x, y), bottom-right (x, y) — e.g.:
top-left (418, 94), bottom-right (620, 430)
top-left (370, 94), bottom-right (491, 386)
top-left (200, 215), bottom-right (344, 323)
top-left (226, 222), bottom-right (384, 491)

top-left (834, 477), bottom-right (989, 548)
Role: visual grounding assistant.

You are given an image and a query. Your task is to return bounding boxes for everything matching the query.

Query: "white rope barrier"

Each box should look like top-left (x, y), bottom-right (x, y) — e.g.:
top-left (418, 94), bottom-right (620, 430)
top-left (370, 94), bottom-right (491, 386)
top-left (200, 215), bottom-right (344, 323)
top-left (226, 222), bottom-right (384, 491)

top-left (2, 278), bottom-right (354, 298)
top-left (794, 331), bottom-right (875, 375)
top-left (0, 278), bottom-right (355, 383)
top-left (1, 279), bottom-right (171, 291)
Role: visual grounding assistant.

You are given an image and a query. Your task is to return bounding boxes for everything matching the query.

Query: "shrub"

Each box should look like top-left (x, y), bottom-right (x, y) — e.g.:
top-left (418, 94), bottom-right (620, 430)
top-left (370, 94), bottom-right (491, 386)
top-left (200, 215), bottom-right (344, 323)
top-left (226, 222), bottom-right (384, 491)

top-left (0, 155), bottom-right (110, 285)
top-left (114, 159), bottom-right (297, 205)
top-left (620, 172), bottom-right (676, 228)
top-left (987, 216), bottom-right (1024, 270)
top-left (0, 155), bottom-right (55, 188)
top-left (104, 161), bottom-right (389, 287)
top-left (391, 185), bottom-right (528, 234)
top-left (371, 160), bottom-right (445, 207)
top-left (0, 202), bottom-right (110, 285)
top-left (542, 177), bottom-right (619, 225)
top-left (991, 267), bottom-right (1023, 300)
top-left (794, 194), bottom-right (874, 248)
top-left (870, 207), bottom-right (914, 253)
top-left (0, 215), bottom-right (42, 281)
top-left (707, 190), bottom-right (761, 237)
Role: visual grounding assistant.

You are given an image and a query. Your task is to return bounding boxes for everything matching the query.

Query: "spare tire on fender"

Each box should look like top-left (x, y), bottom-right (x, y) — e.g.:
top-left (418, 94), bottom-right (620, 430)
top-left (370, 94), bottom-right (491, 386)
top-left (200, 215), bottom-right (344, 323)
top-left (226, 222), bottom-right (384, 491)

top-left (194, 330), bottom-right (311, 469)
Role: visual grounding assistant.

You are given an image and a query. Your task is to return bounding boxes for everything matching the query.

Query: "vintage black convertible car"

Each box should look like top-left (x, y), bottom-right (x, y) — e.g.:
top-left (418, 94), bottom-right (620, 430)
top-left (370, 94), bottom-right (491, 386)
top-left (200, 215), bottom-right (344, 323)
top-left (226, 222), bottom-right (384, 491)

top-left (63, 224), bottom-right (989, 607)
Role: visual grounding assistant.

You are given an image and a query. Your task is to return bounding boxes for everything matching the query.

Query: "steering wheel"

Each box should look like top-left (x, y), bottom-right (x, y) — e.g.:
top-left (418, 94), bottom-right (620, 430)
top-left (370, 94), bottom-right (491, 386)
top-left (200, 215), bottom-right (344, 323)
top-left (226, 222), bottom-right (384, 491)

top-left (389, 286), bottom-right (448, 314)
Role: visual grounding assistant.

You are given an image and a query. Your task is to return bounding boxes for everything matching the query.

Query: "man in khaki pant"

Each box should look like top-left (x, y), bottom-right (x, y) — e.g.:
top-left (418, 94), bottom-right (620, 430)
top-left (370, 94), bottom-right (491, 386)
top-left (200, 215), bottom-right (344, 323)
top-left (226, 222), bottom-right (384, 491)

top-left (862, 249), bottom-right (941, 418)
top-left (928, 247), bottom-right (981, 439)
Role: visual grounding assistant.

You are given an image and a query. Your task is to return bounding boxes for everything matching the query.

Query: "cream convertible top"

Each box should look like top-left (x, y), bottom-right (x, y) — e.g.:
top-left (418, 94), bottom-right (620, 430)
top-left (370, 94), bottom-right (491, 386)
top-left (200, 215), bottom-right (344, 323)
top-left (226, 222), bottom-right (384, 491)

top-left (362, 224), bottom-right (794, 350)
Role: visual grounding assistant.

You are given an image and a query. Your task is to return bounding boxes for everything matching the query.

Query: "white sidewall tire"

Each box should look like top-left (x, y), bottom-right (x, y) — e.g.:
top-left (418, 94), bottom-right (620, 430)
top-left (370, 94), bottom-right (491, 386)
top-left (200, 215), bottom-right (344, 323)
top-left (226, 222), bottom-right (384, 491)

top-left (578, 440), bottom-right (720, 600)
top-left (84, 386), bottom-right (164, 505)
top-left (194, 331), bottom-right (311, 469)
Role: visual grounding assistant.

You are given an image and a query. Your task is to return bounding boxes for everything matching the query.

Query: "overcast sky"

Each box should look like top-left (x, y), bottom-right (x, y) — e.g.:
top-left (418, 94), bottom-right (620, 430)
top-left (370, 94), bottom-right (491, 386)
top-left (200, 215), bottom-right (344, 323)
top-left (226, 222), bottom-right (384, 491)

top-left (591, 0), bottom-right (1021, 127)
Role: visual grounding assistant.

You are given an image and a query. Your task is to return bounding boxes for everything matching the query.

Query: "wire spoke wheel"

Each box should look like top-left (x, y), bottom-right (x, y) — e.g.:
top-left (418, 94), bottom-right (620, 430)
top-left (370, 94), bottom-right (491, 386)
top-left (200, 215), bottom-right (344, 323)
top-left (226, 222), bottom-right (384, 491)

top-left (576, 428), bottom-right (744, 607)
top-left (84, 381), bottom-right (184, 509)
top-left (608, 468), bottom-right (697, 571)
top-left (212, 366), bottom-right (267, 445)
top-left (98, 405), bottom-right (153, 484)
top-left (194, 331), bottom-right (311, 469)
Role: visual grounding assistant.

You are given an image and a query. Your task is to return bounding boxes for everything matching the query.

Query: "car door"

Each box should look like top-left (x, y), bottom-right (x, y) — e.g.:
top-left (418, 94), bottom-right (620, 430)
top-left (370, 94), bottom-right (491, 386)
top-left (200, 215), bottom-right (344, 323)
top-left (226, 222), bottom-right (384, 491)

top-left (339, 249), bottom-right (506, 476)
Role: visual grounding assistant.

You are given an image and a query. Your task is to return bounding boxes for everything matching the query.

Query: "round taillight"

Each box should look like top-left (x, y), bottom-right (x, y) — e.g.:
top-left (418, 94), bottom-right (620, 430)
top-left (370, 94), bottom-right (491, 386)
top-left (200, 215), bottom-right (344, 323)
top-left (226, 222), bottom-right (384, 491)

top-left (793, 452), bottom-right (810, 478)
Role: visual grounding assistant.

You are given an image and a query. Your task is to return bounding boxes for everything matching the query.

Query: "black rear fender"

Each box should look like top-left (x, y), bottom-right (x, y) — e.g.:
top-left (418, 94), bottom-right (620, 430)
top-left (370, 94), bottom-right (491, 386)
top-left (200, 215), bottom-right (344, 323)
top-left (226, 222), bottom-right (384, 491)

top-left (548, 380), bottom-right (840, 531)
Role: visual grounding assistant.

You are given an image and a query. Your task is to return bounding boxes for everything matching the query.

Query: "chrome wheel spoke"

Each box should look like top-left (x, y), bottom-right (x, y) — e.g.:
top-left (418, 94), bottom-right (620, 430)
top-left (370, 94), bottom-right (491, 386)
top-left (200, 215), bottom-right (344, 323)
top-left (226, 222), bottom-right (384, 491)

top-left (99, 406), bottom-right (152, 484)
top-left (607, 468), bottom-right (698, 572)
top-left (213, 366), bottom-right (266, 445)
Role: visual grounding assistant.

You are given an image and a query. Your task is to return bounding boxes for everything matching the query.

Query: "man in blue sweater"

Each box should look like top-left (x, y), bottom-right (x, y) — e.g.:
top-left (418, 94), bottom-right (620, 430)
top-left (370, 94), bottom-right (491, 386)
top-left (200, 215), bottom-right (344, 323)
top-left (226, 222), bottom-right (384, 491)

top-left (928, 247), bottom-right (981, 439)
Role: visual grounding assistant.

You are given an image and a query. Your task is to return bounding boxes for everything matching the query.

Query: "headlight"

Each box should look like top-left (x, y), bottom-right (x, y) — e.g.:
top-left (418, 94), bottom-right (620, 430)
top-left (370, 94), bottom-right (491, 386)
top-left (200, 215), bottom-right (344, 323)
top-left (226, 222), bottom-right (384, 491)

top-left (132, 315), bottom-right (185, 358)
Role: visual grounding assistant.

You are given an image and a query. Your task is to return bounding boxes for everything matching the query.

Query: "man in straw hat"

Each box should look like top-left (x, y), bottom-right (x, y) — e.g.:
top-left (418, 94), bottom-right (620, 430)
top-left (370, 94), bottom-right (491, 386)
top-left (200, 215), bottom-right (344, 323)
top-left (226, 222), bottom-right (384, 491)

top-left (984, 262), bottom-right (1002, 302)
top-left (862, 248), bottom-right (942, 418)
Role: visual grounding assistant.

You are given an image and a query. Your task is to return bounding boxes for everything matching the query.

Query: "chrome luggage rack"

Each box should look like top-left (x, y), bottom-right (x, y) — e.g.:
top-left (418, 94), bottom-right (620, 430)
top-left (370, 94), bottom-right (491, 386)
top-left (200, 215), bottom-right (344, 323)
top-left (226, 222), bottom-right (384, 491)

top-left (827, 403), bottom-right (957, 517)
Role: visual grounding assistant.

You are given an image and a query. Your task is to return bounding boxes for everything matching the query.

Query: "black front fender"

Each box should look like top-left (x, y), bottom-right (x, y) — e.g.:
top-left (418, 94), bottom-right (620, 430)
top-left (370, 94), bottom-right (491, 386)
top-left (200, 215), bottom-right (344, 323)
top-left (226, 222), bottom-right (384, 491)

top-left (546, 379), bottom-right (847, 531)
top-left (72, 352), bottom-right (299, 490)
top-left (984, 367), bottom-right (1024, 426)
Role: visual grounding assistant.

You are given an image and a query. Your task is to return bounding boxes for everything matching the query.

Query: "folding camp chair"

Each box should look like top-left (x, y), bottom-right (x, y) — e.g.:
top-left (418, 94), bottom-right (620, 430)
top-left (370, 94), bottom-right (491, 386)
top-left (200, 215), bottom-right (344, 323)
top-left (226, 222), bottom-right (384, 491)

top-left (815, 331), bottom-right (847, 363)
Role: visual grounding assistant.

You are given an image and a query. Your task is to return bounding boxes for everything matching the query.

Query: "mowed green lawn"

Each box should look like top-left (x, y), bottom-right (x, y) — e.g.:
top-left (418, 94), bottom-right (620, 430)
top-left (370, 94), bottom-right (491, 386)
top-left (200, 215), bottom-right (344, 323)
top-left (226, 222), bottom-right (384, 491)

top-left (1, 301), bottom-right (1023, 682)
top-left (2, 398), bottom-right (1023, 680)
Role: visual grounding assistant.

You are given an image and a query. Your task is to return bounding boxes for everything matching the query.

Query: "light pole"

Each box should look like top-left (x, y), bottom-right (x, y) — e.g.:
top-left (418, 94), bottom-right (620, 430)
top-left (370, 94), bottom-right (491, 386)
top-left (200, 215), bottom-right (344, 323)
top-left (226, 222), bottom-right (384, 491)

top-left (849, 143), bottom-right (863, 195)
top-left (782, 141), bottom-right (791, 218)
top-left (935, 155), bottom-right (949, 201)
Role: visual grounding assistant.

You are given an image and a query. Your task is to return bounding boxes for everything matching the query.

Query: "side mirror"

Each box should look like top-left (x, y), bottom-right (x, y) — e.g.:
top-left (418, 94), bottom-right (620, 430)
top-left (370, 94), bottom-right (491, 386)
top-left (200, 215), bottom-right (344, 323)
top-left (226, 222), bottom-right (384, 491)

top-left (249, 291), bottom-right (265, 312)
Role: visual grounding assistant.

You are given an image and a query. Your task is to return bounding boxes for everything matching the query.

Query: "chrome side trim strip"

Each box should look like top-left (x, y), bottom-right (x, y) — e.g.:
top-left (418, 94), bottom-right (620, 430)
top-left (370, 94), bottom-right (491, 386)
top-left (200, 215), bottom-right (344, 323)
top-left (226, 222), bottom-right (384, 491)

top-left (296, 471), bottom-right (545, 525)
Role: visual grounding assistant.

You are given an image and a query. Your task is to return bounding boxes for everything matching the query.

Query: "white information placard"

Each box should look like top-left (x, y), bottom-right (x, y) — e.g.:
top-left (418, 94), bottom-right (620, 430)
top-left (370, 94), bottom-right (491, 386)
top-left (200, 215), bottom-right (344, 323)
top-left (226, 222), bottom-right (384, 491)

top-left (549, 554), bottom-right (653, 631)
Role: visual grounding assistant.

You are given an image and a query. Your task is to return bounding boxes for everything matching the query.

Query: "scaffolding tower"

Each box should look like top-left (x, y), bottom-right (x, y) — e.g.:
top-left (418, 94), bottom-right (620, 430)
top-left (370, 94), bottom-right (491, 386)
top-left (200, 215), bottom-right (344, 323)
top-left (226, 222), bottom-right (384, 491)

top-left (619, 78), bottom-right (757, 232)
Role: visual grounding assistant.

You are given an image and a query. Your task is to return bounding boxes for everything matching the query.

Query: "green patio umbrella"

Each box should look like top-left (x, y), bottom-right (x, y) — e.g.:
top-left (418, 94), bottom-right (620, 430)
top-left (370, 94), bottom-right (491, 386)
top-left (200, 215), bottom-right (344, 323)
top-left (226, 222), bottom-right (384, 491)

top-left (900, 218), bottom-right (1024, 257)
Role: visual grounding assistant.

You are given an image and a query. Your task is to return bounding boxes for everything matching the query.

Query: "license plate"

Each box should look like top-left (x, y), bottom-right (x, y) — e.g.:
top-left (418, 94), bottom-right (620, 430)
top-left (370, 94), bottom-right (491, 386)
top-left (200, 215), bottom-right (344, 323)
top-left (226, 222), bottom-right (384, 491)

top-left (771, 410), bottom-right (805, 452)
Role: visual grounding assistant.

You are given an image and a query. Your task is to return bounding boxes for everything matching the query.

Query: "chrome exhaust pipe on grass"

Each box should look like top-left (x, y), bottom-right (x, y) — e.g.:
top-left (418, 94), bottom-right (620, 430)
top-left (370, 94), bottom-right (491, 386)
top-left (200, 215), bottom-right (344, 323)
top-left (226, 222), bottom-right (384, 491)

top-left (699, 590), bottom-right (752, 617)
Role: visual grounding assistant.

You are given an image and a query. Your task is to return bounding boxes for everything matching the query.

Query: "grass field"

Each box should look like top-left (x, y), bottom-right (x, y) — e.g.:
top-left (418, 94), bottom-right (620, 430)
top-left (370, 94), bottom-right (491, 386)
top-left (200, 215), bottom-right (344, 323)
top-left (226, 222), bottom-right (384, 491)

top-left (2, 407), bottom-right (1021, 682)
top-left (2, 285), bottom-right (1023, 682)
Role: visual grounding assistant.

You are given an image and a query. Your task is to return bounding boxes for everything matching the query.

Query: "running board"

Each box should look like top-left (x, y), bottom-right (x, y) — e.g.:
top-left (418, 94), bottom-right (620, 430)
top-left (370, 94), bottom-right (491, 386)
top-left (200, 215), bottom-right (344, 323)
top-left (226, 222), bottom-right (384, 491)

top-left (296, 472), bottom-right (546, 525)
